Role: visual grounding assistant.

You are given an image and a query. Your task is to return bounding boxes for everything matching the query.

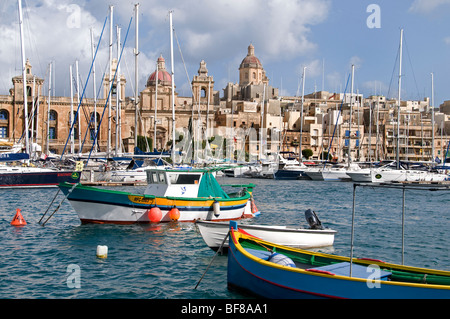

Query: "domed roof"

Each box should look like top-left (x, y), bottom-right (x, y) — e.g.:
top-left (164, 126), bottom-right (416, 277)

top-left (147, 55), bottom-right (172, 87)
top-left (239, 44), bottom-right (262, 69)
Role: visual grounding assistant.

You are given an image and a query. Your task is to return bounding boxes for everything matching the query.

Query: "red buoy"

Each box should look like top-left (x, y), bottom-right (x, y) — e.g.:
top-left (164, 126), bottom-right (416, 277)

top-left (147, 206), bottom-right (162, 223)
top-left (11, 208), bottom-right (26, 226)
top-left (169, 206), bottom-right (180, 221)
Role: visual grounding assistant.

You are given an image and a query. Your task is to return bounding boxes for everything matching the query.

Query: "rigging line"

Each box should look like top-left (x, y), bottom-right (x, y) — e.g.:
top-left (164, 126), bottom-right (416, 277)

top-left (402, 34), bottom-right (421, 100)
top-left (386, 44), bottom-right (399, 100)
top-left (84, 65), bottom-right (108, 153)
top-left (23, 0), bottom-right (44, 78)
top-left (86, 16), bottom-right (133, 164)
top-left (72, 72), bottom-right (93, 136)
top-left (60, 15), bottom-right (108, 159)
top-left (173, 29), bottom-right (196, 102)
top-left (325, 73), bottom-right (351, 166)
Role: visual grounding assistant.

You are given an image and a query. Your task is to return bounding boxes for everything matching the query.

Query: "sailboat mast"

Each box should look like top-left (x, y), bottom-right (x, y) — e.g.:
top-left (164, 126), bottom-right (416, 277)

top-left (431, 72), bottom-right (435, 163)
top-left (260, 84), bottom-right (265, 161)
top-left (348, 64), bottom-right (354, 167)
top-left (108, 5), bottom-right (113, 157)
top-left (134, 3), bottom-right (139, 152)
top-left (169, 11), bottom-right (176, 164)
top-left (69, 65), bottom-right (74, 155)
top-left (18, 0), bottom-right (30, 155)
top-left (76, 60), bottom-right (81, 151)
top-left (154, 62), bottom-right (158, 152)
top-left (90, 28), bottom-right (97, 152)
top-left (115, 25), bottom-right (121, 157)
top-left (46, 62), bottom-right (52, 155)
top-left (396, 29), bottom-right (403, 169)
top-left (300, 67), bottom-right (306, 161)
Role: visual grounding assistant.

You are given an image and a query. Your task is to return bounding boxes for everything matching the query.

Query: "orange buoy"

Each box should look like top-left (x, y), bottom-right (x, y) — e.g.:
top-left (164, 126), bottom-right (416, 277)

top-left (11, 208), bottom-right (26, 226)
top-left (251, 199), bottom-right (260, 216)
top-left (169, 206), bottom-right (180, 221)
top-left (147, 206), bottom-right (162, 223)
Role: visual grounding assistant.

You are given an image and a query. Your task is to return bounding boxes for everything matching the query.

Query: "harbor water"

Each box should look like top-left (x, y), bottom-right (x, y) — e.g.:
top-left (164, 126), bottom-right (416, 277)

top-left (1, 177), bottom-right (449, 299)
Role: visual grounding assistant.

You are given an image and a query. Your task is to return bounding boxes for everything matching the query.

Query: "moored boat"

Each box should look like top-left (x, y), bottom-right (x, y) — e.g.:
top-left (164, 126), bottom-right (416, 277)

top-left (0, 165), bottom-right (81, 188)
top-left (59, 168), bottom-right (257, 224)
top-left (227, 224), bottom-right (450, 299)
top-left (196, 218), bottom-right (336, 251)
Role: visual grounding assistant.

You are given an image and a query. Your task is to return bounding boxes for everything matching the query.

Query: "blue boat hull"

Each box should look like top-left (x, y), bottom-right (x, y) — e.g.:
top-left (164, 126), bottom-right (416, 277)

top-left (227, 229), bottom-right (450, 299)
top-left (273, 169), bottom-right (307, 180)
top-left (0, 170), bottom-right (81, 188)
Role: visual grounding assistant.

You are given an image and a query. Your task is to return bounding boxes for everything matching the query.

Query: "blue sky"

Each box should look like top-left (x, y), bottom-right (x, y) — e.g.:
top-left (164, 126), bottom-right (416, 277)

top-left (1, 0), bottom-right (450, 107)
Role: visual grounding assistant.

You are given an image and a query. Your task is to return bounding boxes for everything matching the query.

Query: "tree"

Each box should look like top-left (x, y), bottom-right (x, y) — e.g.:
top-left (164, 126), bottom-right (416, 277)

top-left (302, 148), bottom-right (313, 159)
top-left (137, 135), bottom-right (153, 152)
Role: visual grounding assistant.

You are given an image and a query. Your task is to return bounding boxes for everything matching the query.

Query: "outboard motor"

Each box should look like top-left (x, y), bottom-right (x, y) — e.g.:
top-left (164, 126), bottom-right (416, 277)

top-left (305, 209), bottom-right (323, 230)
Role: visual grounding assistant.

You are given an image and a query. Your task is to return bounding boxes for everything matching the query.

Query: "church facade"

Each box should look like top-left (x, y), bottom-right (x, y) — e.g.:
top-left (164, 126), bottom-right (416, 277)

top-left (0, 44), bottom-right (276, 161)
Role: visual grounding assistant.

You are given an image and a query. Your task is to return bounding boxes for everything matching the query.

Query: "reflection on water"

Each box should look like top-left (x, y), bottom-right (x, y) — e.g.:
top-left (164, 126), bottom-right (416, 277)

top-left (0, 178), bottom-right (449, 298)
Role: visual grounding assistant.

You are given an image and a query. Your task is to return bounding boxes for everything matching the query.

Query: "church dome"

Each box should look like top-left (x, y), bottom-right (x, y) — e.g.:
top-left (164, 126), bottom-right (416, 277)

top-left (147, 55), bottom-right (172, 87)
top-left (239, 44), bottom-right (262, 69)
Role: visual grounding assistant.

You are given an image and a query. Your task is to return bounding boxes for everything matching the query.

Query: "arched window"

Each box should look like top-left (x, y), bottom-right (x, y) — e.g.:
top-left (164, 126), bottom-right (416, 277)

top-left (89, 112), bottom-right (101, 140)
top-left (49, 110), bottom-right (57, 121)
top-left (0, 110), bottom-right (8, 120)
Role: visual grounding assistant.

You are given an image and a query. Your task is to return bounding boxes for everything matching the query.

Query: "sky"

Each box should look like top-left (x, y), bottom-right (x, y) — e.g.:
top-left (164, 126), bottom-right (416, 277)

top-left (2, 0), bottom-right (450, 108)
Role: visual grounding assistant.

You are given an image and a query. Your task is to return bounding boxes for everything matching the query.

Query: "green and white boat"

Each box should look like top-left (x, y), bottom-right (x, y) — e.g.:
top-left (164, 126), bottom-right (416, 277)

top-left (59, 168), bottom-right (258, 224)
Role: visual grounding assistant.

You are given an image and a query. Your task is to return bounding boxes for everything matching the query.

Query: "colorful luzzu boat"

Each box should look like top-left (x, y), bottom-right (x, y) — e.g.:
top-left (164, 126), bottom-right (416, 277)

top-left (59, 168), bottom-right (258, 224)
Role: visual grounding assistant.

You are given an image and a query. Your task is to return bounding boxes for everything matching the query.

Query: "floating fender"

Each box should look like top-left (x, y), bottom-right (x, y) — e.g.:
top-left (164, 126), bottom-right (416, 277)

top-left (213, 200), bottom-right (220, 217)
top-left (268, 253), bottom-right (296, 267)
top-left (169, 206), bottom-right (180, 221)
top-left (147, 206), bottom-right (162, 223)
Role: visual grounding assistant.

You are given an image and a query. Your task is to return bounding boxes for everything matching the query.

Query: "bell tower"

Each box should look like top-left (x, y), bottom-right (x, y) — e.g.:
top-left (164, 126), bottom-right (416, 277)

top-left (191, 60), bottom-right (214, 103)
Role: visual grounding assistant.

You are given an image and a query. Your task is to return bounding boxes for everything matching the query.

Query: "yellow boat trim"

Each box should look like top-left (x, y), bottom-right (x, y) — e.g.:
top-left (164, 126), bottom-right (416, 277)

top-left (232, 230), bottom-right (450, 290)
top-left (128, 195), bottom-right (249, 208)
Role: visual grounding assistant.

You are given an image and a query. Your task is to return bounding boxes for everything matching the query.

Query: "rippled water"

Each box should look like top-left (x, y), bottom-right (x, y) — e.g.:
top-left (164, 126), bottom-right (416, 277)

top-left (1, 178), bottom-right (449, 299)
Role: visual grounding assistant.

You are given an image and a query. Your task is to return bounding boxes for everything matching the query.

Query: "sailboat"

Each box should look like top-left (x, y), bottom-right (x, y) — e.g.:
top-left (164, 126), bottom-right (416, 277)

top-left (347, 30), bottom-right (447, 183)
top-left (0, 1), bottom-right (81, 188)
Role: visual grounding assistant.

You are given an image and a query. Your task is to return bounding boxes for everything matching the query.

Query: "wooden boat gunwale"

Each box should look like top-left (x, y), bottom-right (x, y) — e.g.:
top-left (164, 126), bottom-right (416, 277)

top-left (230, 227), bottom-right (450, 290)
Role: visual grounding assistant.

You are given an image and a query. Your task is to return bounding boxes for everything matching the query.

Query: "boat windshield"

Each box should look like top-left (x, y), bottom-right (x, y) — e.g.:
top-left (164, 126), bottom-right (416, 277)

top-left (169, 173), bottom-right (201, 185)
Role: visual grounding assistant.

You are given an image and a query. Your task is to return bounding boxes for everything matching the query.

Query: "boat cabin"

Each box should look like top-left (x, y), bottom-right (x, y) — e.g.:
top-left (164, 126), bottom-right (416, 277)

top-left (144, 169), bottom-right (202, 197)
top-left (144, 168), bottom-right (229, 199)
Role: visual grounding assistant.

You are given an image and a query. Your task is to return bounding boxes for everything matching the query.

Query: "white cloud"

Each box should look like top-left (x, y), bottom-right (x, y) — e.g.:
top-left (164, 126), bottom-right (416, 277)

top-left (348, 56), bottom-right (362, 70)
top-left (409, 0), bottom-right (450, 14)
top-left (361, 80), bottom-right (389, 96)
top-left (0, 0), bottom-right (331, 97)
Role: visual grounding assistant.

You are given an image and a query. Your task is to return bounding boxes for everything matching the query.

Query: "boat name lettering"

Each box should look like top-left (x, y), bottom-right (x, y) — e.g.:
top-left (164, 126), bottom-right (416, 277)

top-left (57, 173), bottom-right (72, 177)
top-left (128, 195), bottom-right (153, 204)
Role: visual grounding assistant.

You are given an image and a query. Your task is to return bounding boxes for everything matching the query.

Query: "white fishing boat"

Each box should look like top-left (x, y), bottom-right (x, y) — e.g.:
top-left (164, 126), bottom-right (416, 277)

top-left (196, 209), bottom-right (336, 250)
top-left (59, 168), bottom-right (258, 224)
